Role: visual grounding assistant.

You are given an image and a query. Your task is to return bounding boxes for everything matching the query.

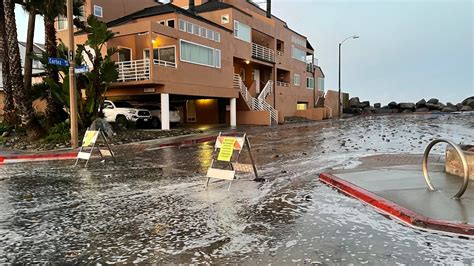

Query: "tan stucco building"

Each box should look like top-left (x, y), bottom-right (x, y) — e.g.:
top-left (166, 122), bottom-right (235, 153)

top-left (56, 0), bottom-right (326, 128)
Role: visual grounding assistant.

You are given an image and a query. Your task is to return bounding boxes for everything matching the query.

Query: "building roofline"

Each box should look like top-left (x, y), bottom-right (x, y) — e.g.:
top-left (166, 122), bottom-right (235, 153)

top-left (106, 3), bottom-right (232, 33)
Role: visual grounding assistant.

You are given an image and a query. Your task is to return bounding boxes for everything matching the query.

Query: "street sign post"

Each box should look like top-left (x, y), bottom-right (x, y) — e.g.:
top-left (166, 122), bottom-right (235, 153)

top-left (48, 57), bottom-right (69, 67)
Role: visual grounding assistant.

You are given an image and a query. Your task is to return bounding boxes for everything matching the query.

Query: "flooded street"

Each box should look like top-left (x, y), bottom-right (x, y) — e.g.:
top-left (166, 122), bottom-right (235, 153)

top-left (1, 114), bottom-right (473, 264)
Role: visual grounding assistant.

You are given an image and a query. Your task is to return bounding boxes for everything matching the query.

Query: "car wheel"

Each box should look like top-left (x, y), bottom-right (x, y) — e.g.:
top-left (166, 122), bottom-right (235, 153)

top-left (151, 117), bottom-right (161, 129)
top-left (116, 115), bottom-right (128, 130)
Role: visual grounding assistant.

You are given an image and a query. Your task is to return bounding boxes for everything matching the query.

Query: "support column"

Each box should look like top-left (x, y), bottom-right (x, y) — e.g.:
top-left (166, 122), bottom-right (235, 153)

top-left (230, 98), bottom-right (237, 127)
top-left (161, 93), bottom-right (170, 130)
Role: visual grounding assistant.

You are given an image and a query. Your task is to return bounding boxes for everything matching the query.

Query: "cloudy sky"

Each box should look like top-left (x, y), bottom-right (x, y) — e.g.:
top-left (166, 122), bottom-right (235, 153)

top-left (15, 0), bottom-right (473, 105)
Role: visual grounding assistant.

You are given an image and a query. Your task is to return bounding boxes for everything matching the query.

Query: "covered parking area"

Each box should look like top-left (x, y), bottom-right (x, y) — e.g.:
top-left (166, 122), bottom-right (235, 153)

top-left (105, 85), bottom-right (237, 130)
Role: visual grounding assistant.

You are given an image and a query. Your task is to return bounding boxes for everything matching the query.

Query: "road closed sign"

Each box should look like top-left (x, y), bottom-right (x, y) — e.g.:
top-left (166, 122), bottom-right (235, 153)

top-left (217, 137), bottom-right (236, 162)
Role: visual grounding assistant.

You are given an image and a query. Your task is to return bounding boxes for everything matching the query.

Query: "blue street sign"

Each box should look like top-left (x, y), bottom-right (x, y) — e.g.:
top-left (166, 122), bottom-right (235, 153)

top-left (75, 65), bottom-right (89, 74)
top-left (48, 57), bottom-right (69, 67)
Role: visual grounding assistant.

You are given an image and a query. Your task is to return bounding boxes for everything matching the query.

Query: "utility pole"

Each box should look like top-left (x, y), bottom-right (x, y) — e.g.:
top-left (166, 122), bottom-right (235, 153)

top-left (67, 0), bottom-right (78, 148)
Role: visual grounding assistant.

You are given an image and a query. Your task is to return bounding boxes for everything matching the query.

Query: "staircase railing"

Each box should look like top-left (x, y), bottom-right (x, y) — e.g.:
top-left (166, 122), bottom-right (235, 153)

top-left (257, 80), bottom-right (273, 102)
top-left (233, 74), bottom-right (278, 125)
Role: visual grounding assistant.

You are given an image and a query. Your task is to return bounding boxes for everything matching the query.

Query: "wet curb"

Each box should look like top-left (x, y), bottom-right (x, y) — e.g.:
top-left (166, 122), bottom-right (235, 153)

top-left (319, 172), bottom-right (474, 237)
top-left (0, 133), bottom-right (222, 165)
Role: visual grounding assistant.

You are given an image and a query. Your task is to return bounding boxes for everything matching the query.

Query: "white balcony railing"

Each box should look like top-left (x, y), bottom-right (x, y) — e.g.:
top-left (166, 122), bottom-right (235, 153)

top-left (252, 43), bottom-right (275, 63)
top-left (116, 59), bottom-right (150, 82)
top-left (276, 81), bottom-right (290, 87)
top-left (154, 59), bottom-right (176, 68)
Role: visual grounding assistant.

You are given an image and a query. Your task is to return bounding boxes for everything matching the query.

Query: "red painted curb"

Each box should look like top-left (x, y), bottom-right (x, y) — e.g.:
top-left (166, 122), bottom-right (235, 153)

top-left (1, 152), bottom-right (77, 165)
top-left (319, 172), bottom-right (474, 236)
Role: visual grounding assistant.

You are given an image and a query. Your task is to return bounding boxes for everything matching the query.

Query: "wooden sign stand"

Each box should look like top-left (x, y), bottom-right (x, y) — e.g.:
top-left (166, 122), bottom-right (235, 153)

top-left (206, 132), bottom-right (261, 189)
top-left (75, 128), bottom-right (116, 167)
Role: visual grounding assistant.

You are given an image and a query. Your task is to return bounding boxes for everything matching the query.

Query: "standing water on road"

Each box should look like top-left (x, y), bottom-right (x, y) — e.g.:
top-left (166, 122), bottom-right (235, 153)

top-left (0, 114), bottom-right (473, 264)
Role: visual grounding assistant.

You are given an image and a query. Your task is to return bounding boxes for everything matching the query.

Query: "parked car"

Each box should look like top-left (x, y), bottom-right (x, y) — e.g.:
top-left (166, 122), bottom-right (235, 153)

top-left (102, 100), bottom-right (151, 128)
top-left (137, 104), bottom-right (181, 128)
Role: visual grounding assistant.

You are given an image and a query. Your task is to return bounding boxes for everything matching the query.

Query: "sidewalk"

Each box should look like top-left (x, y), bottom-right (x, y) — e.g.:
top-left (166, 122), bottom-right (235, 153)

top-left (320, 154), bottom-right (474, 237)
top-left (0, 131), bottom-right (226, 165)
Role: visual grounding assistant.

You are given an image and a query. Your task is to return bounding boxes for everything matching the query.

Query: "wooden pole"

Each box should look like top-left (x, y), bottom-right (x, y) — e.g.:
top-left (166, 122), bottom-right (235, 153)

top-left (67, 0), bottom-right (78, 148)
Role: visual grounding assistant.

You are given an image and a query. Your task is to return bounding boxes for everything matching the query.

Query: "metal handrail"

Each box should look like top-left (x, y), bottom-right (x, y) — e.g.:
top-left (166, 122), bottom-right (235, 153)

top-left (153, 59), bottom-right (176, 68)
top-left (258, 81), bottom-right (273, 101)
top-left (116, 59), bottom-right (150, 82)
top-left (252, 43), bottom-right (275, 63)
top-left (422, 139), bottom-right (470, 199)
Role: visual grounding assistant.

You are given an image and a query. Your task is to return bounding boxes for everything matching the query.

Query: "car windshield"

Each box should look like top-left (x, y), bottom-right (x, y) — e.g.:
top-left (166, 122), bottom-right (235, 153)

top-left (114, 102), bottom-right (133, 108)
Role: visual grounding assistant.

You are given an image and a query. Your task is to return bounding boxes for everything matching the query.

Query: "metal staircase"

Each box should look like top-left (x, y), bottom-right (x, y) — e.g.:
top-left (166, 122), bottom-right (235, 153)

top-left (233, 74), bottom-right (278, 125)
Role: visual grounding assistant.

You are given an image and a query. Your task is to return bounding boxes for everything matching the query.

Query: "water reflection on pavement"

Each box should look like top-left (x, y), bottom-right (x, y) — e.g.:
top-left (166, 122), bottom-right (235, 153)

top-left (0, 114), bottom-right (473, 264)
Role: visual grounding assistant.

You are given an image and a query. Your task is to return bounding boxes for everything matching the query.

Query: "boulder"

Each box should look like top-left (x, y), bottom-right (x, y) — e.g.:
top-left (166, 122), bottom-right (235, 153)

top-left (349, 97), bottom-right (360, 107)
top-left (446, 102), bottom-right (455, 108)
top-left (415, 107), bottom-right (430, 113)
top-left (363, 106), bottom-right (376, 114)
top-left (442, 107), bottom-right (456, 112)
top-left (374, 103), bottom-right (381, 109)
top-left (416, 99), bottom-right (426, 108)
top-left (465, 98), bottom-right (474, 109)
top-left (427, 98), bottom-right (439, 104)
top-left (398, 102), bottom-right (415, 110)
top-left (460, 106), bottom-right (473, 112)
top-left (456, 103), bottom-right (464, 110)
top-left (375, 108), bottom-right (395, 114)
top-left (426, 102), bottom-right (441, 110)
top-left (388, 101), bottom-right (398, 109)
top-left (358, 101), bottom-right (370, 108)
top-left (402, 109), bottom-right (413, 113)
top-left (461, 96), bottom-right (474, 106)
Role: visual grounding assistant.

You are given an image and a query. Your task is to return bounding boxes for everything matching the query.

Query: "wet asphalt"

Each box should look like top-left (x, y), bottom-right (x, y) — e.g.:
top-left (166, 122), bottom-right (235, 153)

top-left (0, 113), bottom-right (473, 264)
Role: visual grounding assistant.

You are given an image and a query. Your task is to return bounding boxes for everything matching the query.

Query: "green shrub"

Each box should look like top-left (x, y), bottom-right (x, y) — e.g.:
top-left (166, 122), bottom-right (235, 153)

top-left (0, 123), bottom-right (13, 135)
top-left (43, 122), bottom-right (71, 144)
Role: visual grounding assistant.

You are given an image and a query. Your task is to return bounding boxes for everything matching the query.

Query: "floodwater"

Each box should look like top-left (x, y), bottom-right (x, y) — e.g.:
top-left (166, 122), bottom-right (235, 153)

top-left (0, 114), bottom-right (473, 264)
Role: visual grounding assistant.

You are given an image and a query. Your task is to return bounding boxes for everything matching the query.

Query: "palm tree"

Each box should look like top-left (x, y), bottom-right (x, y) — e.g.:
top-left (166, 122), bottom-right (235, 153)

top-left (0, 2), bottom-right (16, 125)
top-left (22, 0), bottom-right (39, 94)
top-left (3, 0), bottom-right (41, 139)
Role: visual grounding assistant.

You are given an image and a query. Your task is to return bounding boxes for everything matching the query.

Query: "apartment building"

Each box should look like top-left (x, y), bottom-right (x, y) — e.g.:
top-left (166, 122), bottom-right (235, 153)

top-left (56, 0), bottom-right (326, 129)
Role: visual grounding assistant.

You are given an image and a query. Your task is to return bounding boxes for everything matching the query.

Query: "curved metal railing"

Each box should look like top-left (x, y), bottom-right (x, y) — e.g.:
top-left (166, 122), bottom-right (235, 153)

top-left (422, 139), bottom-right (470, 199)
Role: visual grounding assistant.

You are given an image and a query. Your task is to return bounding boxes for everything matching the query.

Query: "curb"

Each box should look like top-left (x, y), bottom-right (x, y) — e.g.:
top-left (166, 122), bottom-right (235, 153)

top-left (0, 133), bottom-right (223, 165)
top-left (319, 172), bottom-right (474, 237)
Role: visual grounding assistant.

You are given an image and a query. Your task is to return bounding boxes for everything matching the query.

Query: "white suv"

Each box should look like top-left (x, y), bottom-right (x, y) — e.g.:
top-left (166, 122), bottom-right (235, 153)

top-left (102, 100), bottom-right (151, 127)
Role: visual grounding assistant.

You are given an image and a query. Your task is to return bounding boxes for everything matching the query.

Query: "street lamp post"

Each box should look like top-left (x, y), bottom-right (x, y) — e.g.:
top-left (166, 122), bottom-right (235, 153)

top-left (338, 35), bottom-right (359, 117)
top-left (67, 0), bottom-right (79, 148)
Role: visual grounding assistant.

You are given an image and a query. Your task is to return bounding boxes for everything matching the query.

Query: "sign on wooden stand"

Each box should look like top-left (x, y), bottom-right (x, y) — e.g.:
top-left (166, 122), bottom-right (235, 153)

top-left (206, 132), bottom-right (260, 189)
top-left (75, 128), bottom-right (116, 167)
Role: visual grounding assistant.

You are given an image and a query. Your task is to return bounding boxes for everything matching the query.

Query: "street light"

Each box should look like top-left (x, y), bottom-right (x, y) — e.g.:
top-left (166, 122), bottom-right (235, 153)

top-left (338, 35), bottom-right (359, 117)
top-left (67, 0), bottom-right (79, 148)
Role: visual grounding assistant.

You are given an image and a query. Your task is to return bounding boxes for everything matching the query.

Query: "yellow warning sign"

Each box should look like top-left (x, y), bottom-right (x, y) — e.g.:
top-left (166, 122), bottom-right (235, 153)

top-left (83, 131), bottom-right (99, 147)
top-left (217, 137), bottom-right (236, 162)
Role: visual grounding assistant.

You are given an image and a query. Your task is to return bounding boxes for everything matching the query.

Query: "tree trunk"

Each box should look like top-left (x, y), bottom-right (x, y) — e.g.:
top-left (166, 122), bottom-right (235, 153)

top-left (0, 2), bottom-right (16, 125)
top-left (23, 9), bottom-right (36, 94)
top-left (3, 0), bottom-right (41, 139)
top-left (44, 17), bottom-right (61, 125)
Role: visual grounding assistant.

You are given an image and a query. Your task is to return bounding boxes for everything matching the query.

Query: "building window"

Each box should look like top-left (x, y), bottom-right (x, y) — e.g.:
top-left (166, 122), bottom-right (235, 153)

top-left (57, 15), bottom-right (67, 30)
top-left (215, 49), bottom-right (221, 68)
top-left (180, 40), bottom-right (220, 68)
top-left (318, 78), bottom-right (325, 92)
top-left (291, 36), bottom-right (306, 47)
top-left (294, 74), bottom-right (300, 86)
top-left (186, 21), bottom-right (193, 33)
top-left (214, 32), bottom-right (220, 42)
top-left (77, 6), bottom-right (85, 22)
top-left (167, 19), bottom-right (175, 28)
top-left (143, 49), bottom-right (150, 60)
top-left (234, 20), bottom-right (251, 43)
top-left (153, 46), bottom-right (176, 64)
top-left (292, 45), bottom-right (306, 62)
top-left (93, 5), bottom-right (103, 18)
top-left (118, 47), bottom-right (132, 62)
top-left (159, 20), bottom-right (165, 25)
top-left (193, 25), bottom-right (200, 36)
top-left (306, 77), bottom-right (315, 89)
top-left (179, 19), bottom-right (186, 31)
top-left (200, 27), bottom-right (207, 38)
top-left (297, 102), bottom-right (308, 110)
top-left (207, 30), bottom-right (214, 41)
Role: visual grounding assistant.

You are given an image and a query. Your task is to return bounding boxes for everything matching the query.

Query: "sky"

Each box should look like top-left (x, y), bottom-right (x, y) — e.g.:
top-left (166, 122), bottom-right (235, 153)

top-left (14, 0), bottom-right (474, 105)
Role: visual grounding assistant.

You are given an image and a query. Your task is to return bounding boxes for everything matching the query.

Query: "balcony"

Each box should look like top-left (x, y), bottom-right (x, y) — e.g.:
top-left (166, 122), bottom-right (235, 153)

top-left (306, 58), bottom-right (318, 73)
top-left (252, 43), bottom-right (275, 63)
top-left (276, 81), bottom-right (290, 87)
top-left (116, 59), bottom-right (150, 82)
